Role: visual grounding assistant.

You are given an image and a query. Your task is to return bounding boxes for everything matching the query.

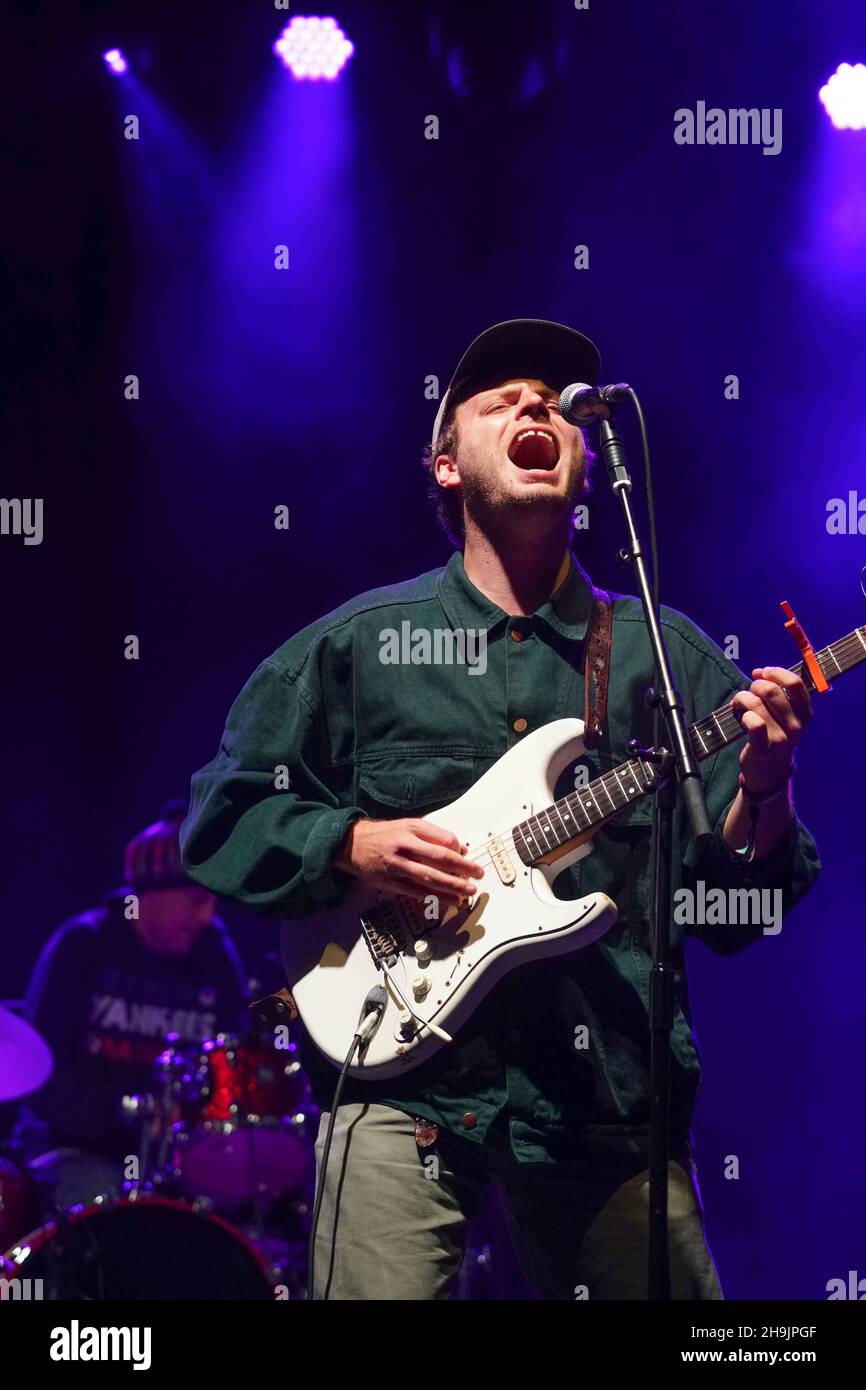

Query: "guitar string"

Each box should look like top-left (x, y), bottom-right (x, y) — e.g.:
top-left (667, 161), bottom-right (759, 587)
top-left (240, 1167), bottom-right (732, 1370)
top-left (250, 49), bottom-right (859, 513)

top-left (444, 636), bottom-right (861, 867)
top-left (402, 633), bottom-right (863, 888)
top-left (437, 760), bottom-right (678, 878)
top-left (447, 634), bottom-right (865, 868)
top-left (458, 723), bottom-right (731, 869)
top-left (458, 725), bottom-right (730, 865)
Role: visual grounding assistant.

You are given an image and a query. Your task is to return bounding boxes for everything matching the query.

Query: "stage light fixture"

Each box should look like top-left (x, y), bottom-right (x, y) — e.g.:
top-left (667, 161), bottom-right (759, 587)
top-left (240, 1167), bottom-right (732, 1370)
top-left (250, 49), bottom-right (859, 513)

top-left (102, 49), bottom-right (129, 76)
top-left (819, 62), bottom-right (866, 131)
top-left (273, 16), bottom-right (354, 81)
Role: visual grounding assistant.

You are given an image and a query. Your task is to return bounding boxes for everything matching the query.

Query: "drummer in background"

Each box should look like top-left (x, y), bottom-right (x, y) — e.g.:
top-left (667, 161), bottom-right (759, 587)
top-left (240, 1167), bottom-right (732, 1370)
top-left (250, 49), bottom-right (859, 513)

top-left (19, 801), bottom-right (249, 1170)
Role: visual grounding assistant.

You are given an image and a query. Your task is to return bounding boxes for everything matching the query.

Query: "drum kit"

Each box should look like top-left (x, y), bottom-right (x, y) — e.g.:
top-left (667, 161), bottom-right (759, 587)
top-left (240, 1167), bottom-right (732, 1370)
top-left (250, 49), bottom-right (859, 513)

top-left (0, 1003), bottom-right (316, 1299)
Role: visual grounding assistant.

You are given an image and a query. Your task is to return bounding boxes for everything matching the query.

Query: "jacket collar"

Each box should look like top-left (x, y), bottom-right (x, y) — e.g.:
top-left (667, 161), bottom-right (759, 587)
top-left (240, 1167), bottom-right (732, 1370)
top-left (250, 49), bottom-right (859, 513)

top-left (436, 548), bottom-right (594, 642)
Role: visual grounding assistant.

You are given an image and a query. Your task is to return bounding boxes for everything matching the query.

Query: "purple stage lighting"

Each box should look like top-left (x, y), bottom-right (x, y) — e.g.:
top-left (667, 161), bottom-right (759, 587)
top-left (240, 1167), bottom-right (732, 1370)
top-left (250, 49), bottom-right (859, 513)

top-left (102, 48), bottom-right (129, 76)
top-left (819, 62), bottom-right (866, 130)
top-left (273, 16), bottom-right (354, 81)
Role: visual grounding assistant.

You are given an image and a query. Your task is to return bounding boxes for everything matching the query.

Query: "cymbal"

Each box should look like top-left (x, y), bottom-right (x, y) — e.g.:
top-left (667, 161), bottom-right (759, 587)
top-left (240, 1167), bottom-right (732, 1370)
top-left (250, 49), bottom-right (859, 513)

top-left (0, 1004), bottom-right (53, 1102)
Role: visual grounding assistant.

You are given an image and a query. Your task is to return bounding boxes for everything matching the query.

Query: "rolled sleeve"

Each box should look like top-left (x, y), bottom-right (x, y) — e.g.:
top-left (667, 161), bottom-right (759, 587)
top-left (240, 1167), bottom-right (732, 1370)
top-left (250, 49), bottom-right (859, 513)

top-left (684, 792), bottom-right (821, 955)
top-left (301, 804), bottom-right (369, 910)
top-left (672, 625), bottom-right (821, 955)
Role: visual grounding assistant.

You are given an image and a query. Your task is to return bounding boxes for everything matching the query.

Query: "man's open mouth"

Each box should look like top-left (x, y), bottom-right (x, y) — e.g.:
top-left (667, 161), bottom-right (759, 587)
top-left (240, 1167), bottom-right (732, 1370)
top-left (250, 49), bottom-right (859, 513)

top-left (507, 427), bottom-right (560, 471)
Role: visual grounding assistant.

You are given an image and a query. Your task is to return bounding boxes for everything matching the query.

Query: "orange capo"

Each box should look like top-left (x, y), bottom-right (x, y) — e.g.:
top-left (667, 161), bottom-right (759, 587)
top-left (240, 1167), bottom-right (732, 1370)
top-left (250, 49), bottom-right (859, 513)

top-left (780, 600), bottom-right (831, 693)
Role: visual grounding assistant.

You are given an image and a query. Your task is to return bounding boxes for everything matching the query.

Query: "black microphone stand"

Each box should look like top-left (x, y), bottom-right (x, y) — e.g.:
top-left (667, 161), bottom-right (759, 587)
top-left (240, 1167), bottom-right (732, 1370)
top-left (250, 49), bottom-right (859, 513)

top-left (596, 404), bottom-right (713, 1300)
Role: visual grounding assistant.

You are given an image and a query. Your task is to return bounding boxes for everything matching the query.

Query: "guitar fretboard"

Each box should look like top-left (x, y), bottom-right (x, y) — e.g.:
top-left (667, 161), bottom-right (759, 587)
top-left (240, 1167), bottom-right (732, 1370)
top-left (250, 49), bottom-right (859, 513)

top-left (512, 624), bottom-right (866, 867)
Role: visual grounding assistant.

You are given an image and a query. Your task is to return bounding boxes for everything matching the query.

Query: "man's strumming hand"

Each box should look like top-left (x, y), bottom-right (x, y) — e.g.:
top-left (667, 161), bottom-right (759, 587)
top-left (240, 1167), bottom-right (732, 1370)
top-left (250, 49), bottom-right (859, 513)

top-left (335, 817), bottom-right (484, 906)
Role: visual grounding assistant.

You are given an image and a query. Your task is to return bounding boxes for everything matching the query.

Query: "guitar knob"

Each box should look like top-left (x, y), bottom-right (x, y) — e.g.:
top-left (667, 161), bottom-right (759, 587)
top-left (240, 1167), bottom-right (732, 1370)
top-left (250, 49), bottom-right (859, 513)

top-left (412, 975), bottom-right (431, 1000)
top-left (414, 939), bottom-right (432, 966)
top-left (397, 1010), bottom-right (416, 1039)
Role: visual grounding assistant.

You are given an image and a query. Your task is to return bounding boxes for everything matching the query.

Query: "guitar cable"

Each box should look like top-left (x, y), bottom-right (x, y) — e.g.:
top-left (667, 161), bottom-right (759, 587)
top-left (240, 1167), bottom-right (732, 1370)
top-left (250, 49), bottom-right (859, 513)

top-left (307, 983), bottom-right (387, 1300)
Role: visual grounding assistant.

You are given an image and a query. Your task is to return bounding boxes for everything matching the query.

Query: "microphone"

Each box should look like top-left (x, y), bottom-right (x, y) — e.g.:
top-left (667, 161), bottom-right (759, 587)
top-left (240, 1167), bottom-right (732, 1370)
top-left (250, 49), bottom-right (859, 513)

top-left (558, 382), bottom-right (632, 426)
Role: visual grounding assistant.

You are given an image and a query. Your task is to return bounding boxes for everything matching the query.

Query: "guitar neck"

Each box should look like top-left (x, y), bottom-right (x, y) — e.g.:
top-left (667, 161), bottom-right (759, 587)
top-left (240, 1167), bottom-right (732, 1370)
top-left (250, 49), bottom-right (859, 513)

top-left (688, 624), bottom-right (866, 762)
top-left (512, 624), bottom-right (866, 867)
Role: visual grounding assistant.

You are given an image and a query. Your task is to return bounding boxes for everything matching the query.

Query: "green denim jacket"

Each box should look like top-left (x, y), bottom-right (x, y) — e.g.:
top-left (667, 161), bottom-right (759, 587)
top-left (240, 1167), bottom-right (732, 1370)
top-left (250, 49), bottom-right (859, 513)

top-left (180, 551), bottom-right (820, 1163)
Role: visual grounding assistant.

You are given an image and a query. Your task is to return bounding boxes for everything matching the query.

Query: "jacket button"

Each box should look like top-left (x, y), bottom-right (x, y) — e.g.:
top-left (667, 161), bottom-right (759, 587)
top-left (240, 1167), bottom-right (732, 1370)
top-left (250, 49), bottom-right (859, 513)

top-left (461, 1111), bottom-right (478, 1129)
top-left (510, 629), bottom-right (524, 642)
top-left (513, 717), bottom-right (528, 733)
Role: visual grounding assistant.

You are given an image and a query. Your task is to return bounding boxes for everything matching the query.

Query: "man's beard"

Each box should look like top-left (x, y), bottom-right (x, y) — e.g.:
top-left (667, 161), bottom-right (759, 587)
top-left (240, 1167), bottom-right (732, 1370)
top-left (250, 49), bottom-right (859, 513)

top-left (459, 448), bottom-right (587, 537)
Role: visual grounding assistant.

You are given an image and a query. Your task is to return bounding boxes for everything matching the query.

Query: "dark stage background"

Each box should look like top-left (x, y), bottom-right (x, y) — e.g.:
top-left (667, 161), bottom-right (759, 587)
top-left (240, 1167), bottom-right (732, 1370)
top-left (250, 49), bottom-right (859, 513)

top-left (3, 0), bottom-right (866, 1299)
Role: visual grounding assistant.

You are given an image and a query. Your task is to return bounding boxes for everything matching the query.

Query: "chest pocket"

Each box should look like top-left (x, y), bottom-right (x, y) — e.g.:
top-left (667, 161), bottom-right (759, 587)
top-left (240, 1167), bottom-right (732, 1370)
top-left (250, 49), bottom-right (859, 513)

top-left (354, 755), bottom-right (476, 819)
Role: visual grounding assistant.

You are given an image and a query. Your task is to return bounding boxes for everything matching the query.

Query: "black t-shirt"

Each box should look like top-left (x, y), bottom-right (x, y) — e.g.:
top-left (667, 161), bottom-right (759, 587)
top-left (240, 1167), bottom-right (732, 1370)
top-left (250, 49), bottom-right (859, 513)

top-left (23, 890), bottom-right (249, 1158)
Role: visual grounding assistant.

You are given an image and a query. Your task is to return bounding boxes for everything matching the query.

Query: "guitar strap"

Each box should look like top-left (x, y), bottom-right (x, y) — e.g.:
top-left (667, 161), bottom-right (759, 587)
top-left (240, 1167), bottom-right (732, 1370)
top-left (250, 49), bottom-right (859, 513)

top-left (583, 586), bottom-right (613, 749)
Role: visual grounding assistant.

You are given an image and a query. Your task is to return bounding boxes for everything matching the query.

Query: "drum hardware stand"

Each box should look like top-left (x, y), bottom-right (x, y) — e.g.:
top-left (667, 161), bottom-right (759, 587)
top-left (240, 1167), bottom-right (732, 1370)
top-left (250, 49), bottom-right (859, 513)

top-left (121, 1091), bottom-right (160, 1192)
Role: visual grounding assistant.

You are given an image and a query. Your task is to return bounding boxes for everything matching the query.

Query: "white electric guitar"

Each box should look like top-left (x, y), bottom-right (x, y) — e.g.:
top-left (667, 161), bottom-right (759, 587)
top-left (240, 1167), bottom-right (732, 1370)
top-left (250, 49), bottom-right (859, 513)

top-left (280, 622), bottom-right (865, 1079)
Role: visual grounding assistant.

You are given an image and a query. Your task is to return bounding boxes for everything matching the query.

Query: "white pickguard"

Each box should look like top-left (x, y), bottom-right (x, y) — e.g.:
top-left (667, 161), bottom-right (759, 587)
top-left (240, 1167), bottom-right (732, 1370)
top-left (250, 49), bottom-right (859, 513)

top-left (280, 718), bottom-right (617, 1079)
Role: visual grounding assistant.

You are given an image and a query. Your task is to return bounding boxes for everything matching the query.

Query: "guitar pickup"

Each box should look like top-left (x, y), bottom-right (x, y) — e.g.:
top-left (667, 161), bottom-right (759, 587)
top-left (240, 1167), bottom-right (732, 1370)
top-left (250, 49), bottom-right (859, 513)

top-left (487, 834), bottom-right (516, 886)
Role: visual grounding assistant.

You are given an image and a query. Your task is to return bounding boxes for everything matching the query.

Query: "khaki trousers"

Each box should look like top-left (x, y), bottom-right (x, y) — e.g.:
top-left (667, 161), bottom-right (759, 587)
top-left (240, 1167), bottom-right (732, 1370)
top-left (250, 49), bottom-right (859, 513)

top-left (311, 1102), bottom-right (723, 1301)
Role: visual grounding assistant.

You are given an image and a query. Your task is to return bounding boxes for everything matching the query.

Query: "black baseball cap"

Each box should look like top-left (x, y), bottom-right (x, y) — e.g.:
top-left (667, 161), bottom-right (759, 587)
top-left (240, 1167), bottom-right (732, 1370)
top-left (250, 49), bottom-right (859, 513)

top-left (431, 318), bottom-right (601, 451)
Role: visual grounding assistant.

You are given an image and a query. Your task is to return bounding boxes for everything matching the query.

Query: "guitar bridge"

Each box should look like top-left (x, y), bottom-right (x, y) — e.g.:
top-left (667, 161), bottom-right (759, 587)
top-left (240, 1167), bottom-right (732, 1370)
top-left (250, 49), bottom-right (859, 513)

top-left (360, 899), bottom-right (410, 967)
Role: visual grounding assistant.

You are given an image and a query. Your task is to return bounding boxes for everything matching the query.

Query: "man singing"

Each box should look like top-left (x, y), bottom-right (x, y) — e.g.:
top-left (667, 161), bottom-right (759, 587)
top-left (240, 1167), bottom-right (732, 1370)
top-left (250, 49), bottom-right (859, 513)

top-left (180, 319), bottom-right (819, 1300)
